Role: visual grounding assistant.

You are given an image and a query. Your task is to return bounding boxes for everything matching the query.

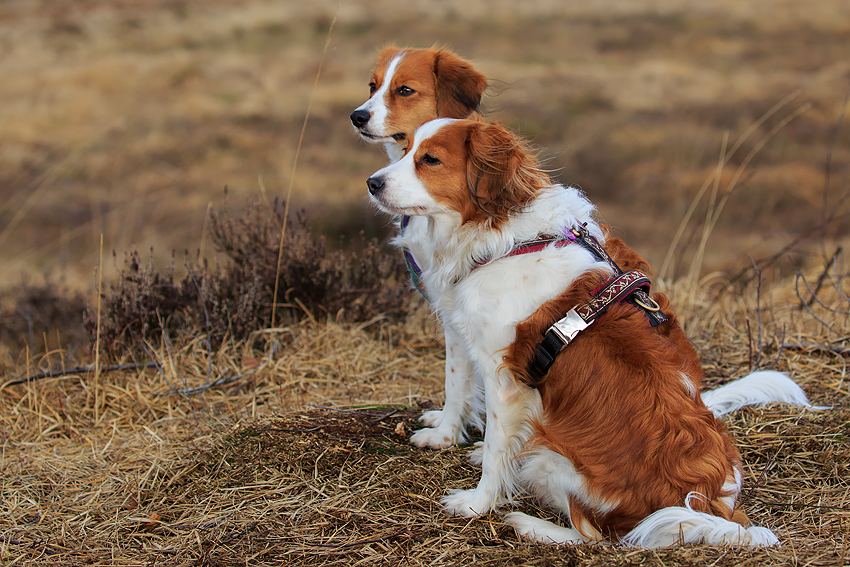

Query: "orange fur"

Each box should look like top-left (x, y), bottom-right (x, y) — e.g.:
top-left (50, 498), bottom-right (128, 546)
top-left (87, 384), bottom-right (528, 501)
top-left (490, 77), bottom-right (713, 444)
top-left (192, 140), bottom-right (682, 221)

top-left (367, 46), bottom-right (487, 145)
top-left (407, 121), bottom-right (549, 227)
top-left (502, 228), bottom-right (745, 539)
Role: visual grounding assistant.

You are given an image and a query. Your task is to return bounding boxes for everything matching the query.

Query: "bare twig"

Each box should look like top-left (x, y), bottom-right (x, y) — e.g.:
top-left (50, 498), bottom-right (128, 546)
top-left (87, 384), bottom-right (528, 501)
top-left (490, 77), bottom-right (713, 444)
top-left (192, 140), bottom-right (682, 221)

top-left (795, 271), bottom-right (840, 334)
top-left (153, 340), bottom-right (279, 396)
top-left (1, 362), bottom-right (158, 389)
top-left (140, 340), bottom-right (181, 395)
top-left (738, 447), bottom-right (780, 509)
top-left (771, 325), bottom-right (786, 370)
top-left (801, 247), bottom-right (842, 309)
top-left (780, 342), bottom-right (850, 355)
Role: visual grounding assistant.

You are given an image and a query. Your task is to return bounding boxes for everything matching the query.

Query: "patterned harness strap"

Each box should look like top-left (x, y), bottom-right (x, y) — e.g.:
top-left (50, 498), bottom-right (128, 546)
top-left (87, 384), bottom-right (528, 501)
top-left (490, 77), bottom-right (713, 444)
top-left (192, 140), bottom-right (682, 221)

top-left (398, 217), bottom-right (667, 384)
top-left (526, 224), bottom-right (668, 384)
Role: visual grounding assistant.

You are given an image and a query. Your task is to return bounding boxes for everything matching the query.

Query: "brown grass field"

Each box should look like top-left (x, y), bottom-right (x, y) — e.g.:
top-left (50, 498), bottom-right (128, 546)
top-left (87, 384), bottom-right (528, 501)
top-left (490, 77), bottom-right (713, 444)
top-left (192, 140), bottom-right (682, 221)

top-left (1, 0), bottom-right (850, 565)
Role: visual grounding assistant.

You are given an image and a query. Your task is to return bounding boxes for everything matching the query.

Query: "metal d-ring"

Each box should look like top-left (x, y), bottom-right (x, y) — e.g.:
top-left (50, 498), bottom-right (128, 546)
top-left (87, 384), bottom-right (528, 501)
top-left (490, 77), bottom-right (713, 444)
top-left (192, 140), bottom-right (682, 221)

top-left (634, 294), bottom-right (661, 312)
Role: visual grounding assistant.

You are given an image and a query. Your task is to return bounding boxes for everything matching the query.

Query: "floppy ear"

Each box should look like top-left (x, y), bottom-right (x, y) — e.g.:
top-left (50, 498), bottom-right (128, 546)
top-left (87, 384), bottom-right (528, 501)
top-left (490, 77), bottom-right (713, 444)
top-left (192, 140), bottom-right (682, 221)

top-left (433, 49), bottom-right (488, 119)
top-left (464, 122), bottom-right (543, 224)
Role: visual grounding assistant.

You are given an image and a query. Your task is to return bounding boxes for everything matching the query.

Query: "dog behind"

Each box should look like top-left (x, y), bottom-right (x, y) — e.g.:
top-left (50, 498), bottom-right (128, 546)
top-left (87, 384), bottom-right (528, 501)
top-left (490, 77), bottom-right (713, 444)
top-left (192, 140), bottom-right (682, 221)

top-left (351, 46), bottom-right (487, 163)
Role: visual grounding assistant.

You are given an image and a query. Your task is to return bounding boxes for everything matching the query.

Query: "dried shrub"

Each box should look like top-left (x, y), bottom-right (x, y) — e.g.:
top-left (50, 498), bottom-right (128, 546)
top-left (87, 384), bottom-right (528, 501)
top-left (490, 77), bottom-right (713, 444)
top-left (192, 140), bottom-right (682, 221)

top-left (85, 199), bottom-right (411, 354)
top-left (0, 280), bottom-right (88, 355)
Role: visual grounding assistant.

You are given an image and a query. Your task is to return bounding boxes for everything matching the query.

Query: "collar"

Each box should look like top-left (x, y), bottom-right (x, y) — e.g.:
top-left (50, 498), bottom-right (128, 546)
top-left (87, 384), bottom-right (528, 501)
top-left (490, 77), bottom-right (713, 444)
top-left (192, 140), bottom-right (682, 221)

top-left (400, 215), bottom-right (573, 301)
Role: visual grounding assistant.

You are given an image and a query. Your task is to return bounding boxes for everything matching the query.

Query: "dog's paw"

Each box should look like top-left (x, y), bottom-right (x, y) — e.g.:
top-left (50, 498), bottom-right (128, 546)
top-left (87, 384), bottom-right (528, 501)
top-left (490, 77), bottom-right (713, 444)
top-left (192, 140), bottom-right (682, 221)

top-left (441, 488), bottom-right (498, 517)
top-left (418, 410), bottom-right (444, 428)
top-left (410, 426), bottom-right (460, 449)
top-left (468, 441), bottom-right (484, 466)
top-left (504, 512), bottom-right (585, 545)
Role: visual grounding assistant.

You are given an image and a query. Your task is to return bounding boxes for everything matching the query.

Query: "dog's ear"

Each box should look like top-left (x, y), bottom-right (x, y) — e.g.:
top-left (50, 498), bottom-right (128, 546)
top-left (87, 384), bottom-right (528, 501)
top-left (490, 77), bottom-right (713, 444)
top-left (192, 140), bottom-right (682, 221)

top-left (433, 49), bottom-right (488, 119)
top-left (464, 122), bottom-right (542, 224)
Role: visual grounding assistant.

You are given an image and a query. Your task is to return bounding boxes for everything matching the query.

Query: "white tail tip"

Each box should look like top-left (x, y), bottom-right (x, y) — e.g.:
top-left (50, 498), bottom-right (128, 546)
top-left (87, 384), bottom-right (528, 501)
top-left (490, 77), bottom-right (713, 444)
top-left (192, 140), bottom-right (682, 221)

top-left (622, 504), bottom-right (779, 548)
top-left (701, 370), bottom-right (829, 418)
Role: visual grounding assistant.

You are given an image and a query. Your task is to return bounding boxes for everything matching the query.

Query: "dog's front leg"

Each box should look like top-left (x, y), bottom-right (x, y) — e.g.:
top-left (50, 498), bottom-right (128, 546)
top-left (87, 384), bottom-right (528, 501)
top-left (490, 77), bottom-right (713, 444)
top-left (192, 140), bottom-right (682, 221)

top-left (411, 325), bottom-right (482, 449)
top-left (441, 362), bottom-right (539, 517)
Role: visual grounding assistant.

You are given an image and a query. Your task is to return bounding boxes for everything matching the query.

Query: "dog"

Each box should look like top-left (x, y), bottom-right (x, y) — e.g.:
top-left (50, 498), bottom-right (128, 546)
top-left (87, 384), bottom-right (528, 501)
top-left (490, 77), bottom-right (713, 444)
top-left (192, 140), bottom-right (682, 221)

top-left (353, 48), bottom-right (814, 457)
top-left (350, 45), bottom-right (487, 164)
top-left (365, 117), bottom-right (821, 546)
top-left (352, 46), bottom-right (491, 447)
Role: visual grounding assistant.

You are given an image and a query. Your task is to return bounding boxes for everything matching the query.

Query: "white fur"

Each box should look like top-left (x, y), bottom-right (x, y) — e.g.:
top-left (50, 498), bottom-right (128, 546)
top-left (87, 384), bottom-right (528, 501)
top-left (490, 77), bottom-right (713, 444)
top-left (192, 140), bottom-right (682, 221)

top-left (504, 512), bottom-right (586, 545)
top-left (352, 52), bottom-right (407, 163)
top-left (701, 370), bottom-right (828, 418)
top-left (509, 446), bottom-right (619, 540)
top-left (680, 372), bottom-right (698, 401)
top-left (622, 497), bottom-right (779, 547)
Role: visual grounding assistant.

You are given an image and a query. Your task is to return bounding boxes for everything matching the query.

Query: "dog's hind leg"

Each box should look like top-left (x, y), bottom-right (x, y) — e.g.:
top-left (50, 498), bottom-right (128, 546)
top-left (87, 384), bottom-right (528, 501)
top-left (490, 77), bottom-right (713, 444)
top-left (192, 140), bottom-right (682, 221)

top-left (504, 512), bottom-right (586, 544)
top-left (507, 446), bottom-right (610, 544)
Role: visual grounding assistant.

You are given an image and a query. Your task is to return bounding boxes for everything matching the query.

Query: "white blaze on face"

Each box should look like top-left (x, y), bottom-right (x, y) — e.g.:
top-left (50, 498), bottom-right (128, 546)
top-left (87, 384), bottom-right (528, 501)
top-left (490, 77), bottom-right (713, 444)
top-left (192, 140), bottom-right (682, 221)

top-left (368, 118), bottom-right (457, 215)
top-left (353, 52), bottom-right (405, 139)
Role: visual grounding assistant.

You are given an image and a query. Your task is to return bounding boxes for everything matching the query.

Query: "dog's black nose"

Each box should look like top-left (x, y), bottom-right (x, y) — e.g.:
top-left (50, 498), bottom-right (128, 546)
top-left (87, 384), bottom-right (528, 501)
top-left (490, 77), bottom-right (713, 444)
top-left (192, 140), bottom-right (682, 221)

top-left (366, 176), bottom-right (385, 196)
top-left (350, 109), bottom-right (371, 128)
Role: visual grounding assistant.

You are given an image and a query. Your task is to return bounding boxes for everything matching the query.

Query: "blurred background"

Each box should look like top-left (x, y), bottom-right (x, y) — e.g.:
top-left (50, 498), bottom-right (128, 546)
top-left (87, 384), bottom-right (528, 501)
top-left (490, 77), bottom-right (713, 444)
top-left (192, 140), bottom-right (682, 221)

top-left (1, 0), bottom-right (849, 293)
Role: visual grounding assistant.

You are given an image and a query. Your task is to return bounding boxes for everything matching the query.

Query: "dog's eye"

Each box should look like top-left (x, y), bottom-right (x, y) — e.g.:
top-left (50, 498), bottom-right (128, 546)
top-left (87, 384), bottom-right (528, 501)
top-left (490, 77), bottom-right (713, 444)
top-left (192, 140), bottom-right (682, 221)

top-left (397, 85), bottom-right (415, 97)
top-left (369, 82), bottom-right (377, 95)
top-left (421, 153), bottom-right (441, 165)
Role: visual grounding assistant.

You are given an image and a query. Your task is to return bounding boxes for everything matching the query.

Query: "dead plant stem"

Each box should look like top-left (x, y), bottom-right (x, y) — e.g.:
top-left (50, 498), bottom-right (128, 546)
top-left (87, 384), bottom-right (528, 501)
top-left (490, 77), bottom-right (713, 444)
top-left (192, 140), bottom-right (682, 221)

top-left (271, 7), bottom-right (338, 328)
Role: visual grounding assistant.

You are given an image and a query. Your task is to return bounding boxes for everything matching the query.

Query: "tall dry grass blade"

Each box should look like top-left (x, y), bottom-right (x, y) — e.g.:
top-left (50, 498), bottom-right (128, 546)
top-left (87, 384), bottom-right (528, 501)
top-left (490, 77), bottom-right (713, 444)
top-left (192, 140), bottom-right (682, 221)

top-left (659, 91), bottom-right (801, 280)
top-left (821, 79), bottom-right (850, 257)
top-left (271, 7), bottom-right (338, 328)
top-left (686, 132), bottom-right (728, 284)
top-left (687, 103), bottom-right (811, 282)
top-left (95, 232), bottom-right (103, 423)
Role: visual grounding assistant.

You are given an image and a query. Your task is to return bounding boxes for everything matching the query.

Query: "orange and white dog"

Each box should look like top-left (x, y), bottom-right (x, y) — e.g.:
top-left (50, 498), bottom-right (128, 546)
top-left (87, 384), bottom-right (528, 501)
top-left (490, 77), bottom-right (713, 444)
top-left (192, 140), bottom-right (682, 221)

top-left (365, 118), bottom-right (820, 546)
top-left (352, 46), bottom-right (492, 447)
top-left (353, 47), bottom-right (815, 463)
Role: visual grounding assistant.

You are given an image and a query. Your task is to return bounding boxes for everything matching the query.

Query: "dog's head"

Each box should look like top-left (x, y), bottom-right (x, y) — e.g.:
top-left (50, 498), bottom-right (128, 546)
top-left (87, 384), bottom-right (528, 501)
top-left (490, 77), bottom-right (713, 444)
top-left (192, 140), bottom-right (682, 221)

top-left (366, 119), bottom-right (546, 227)
top-left (351, 47), bottom-right (488, 161)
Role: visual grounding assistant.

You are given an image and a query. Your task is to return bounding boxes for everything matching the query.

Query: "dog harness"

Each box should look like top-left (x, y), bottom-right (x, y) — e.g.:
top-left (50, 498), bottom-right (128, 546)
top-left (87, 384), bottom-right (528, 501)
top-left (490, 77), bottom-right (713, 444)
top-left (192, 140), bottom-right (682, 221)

top-left (526, 224), bottom-right (667, 383)
top-left (398, 216), bottom-right (667, 383)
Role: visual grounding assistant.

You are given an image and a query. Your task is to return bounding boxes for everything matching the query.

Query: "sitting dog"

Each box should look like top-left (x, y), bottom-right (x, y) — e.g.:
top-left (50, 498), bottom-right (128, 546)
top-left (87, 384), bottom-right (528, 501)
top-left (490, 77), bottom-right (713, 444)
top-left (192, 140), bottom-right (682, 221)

top-left (353, 49), bottom-right (814, 455)
top-left (365, 117), bottom-right (819, 546)
top-left (352, 46), bottom-right (491, 446)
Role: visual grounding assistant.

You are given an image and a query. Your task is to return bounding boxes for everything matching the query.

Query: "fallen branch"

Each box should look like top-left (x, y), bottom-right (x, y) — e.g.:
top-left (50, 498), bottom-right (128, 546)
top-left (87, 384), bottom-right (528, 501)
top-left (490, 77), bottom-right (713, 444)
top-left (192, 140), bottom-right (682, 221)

top-left (780, 342), bottom-right (850, 355)
top-left (2, 362), bottom-right (158, 388)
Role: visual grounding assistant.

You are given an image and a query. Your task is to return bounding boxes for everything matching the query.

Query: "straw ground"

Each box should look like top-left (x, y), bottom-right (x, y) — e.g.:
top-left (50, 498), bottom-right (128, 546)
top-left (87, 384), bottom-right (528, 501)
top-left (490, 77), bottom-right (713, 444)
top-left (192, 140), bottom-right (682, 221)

top-left (1, 271), bottom-right (848, 566)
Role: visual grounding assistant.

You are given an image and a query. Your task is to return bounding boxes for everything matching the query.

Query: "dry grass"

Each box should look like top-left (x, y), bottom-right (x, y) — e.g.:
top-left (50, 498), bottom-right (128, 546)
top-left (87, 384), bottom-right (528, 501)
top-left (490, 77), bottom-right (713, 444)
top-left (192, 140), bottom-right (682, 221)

top-left (1, 273), bottom-right (848, 566)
